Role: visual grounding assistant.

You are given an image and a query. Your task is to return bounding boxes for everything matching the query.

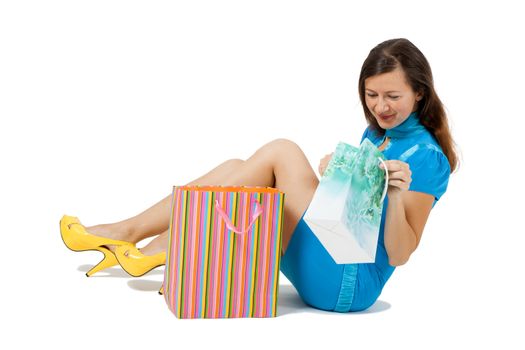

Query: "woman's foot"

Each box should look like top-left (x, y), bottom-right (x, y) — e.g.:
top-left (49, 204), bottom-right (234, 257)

top-left (115, 236), bottom-right (167, 277)
top-left (130, 231), bottom-right (168, 256)
top-left (60, 215), bottom-right (137, 277)
top-left (84, 223), bottom-right (135, 252)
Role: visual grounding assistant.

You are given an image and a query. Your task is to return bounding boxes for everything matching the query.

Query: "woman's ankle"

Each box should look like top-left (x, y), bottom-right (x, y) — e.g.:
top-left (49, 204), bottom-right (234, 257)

top-left (113, 220), bottom-right (141, 244)
top-left (86, 221), bottom-right (137, 243)
top-left (140, 234), bottom-right (167, 256)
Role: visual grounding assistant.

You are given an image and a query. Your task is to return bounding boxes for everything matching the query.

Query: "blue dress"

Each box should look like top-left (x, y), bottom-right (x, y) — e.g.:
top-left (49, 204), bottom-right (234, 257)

top-left (280, 112), bottom-right (451, 312)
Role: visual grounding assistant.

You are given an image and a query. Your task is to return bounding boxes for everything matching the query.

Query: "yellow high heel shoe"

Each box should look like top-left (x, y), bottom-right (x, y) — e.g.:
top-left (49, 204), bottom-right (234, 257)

top-left (114, 245), bottom-right (166, 277)
top-left (59, 215), bottom-right (134, 277)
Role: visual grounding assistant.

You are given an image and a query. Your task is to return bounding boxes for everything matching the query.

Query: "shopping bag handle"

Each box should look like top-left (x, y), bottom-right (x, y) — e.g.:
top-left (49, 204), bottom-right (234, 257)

top-left (378, 157), bottom-right (389, 203)
top-left (214, 199), bottom-right (263, 234)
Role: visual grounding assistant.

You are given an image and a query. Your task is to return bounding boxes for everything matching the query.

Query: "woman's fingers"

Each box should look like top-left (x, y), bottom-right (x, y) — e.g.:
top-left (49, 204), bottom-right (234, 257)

top-left (380, 160), bottom-right (412, 190)
top-left (318, 152), bottom-right (334, 176)
top-left (388, 179), bottom-right (410, 190)
top-left (322, 153), bottom-right (333, 162)
top-left (387, 169), bottom-right (412, 181)
top-left (381, 160), bottom-right (409, 172)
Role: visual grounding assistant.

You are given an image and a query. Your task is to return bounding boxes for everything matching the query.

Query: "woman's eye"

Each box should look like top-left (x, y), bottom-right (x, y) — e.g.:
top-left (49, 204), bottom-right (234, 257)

top-left (388, 96), bottom-right (400, 100)
top-left (366, 93), bottom-right (377, 98)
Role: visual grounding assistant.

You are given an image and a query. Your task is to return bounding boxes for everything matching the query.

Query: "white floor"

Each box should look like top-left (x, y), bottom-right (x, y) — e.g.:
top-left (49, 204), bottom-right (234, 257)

top-left (3, 200), bottom-right (521, 349)
top-left (2, 1), bottom-right (524, 349)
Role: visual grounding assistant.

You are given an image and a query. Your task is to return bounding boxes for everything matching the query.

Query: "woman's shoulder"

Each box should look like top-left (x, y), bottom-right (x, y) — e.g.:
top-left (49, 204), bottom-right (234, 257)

top-left (401, 130), bottom-right (451, 202)
top-left (398, 128), bottom-right (447, 165)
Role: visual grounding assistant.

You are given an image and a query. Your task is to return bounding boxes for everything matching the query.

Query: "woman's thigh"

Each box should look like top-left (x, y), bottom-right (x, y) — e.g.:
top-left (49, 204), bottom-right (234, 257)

top-left (248, 138), bottom-right (319, 253)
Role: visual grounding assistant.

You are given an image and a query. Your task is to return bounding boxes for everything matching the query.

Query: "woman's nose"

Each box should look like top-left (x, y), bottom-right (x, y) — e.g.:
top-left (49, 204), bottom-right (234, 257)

top-left (374, 98), bottom-right (389, 114)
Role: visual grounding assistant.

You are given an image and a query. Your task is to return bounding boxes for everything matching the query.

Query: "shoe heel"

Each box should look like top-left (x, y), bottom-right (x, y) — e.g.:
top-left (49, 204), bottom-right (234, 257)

top-left (86, 247), bottom-right (118, 277)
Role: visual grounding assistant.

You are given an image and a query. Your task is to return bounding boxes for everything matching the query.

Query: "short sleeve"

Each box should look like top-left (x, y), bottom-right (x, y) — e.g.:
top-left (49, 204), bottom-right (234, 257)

top-left (403, 145), bottom-right (451, 203)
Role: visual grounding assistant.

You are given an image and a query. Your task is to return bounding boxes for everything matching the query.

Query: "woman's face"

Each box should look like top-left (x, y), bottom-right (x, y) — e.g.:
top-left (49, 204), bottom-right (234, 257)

top-left (364, 67), bottom-right (423, 130)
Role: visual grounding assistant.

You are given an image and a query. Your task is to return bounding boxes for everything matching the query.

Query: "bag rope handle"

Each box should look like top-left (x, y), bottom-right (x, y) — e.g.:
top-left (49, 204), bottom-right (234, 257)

top-left (378, 157), bottom-right (389, 203)
top-left (214, 199), bottom-right (263, 234)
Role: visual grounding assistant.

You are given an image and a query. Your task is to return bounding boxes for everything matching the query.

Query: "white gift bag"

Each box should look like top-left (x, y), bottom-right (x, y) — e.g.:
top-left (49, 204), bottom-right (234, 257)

top-left (304, 139), bottom-right (388, 264)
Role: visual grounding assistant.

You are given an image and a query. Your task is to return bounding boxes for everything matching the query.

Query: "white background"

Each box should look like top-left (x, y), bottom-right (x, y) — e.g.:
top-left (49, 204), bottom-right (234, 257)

top-left (1, 1), bottom-right (524, 349)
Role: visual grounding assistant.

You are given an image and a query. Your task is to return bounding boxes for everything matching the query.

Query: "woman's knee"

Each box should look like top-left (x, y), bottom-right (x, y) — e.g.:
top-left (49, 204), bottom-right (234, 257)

top-left (270, 138), bottom-right (301, 150)
top-left (225, 158), bottom-right (245, 166)
top-left (260, 138), bottom-right (304, 160)
top-left (220, 159), bottom-right (245, 176)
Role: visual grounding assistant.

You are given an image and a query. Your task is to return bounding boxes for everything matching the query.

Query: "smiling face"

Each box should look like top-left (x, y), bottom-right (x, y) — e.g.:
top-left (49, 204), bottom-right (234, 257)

top-left (364, 67), bottom-right (423, 130)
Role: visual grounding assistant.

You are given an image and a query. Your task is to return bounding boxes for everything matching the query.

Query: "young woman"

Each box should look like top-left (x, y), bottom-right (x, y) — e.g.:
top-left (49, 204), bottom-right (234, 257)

top-left (60, 38), bottom-right (458, 312)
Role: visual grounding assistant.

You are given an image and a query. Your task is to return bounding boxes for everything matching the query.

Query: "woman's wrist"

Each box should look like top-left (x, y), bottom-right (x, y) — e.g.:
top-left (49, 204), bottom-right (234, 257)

top-left (386, 189), bottom-right (403, 202)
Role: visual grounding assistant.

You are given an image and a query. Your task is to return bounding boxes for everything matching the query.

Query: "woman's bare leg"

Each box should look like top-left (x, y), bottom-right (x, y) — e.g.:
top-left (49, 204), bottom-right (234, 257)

top-left (87, 139), bottom-right (319, 254)
top-left (135, 229), bottom-right (169, 256)
top-left (222, 139), bottom-right (320, 253)
top-left (85, 158), bottom-right (247, 244)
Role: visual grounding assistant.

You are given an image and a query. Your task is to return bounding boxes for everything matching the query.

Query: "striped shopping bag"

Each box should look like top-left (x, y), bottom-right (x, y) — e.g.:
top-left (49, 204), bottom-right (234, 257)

top-left (163, 185), bottom-right (285, 318)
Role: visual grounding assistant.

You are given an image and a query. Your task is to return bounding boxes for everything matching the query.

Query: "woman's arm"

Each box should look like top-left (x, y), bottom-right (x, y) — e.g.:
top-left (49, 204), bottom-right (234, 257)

top-left (380, 160), bottom-right (434, 266)
top-left (384, 191), bottom-right (434, 266)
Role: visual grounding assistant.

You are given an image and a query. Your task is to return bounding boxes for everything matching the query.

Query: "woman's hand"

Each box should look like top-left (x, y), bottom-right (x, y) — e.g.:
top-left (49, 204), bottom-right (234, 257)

top-left (318, 153), bottom-right (333, 177)
top-left (380, 160), bottom-right (412, 199)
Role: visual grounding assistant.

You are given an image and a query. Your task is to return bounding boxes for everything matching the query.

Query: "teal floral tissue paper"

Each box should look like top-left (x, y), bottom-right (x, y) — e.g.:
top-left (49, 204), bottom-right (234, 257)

top-left (304, 139), bottom-right (388, 264)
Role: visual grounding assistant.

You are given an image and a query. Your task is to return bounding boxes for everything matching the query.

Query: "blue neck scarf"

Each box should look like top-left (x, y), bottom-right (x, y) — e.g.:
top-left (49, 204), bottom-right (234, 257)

top-left (384, 112), bottom-right (426, 139)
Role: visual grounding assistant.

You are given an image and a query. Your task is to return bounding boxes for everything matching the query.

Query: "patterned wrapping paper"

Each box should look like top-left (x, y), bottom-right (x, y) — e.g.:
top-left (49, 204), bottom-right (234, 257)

top-left (164, 185), bottom-right (285, 318)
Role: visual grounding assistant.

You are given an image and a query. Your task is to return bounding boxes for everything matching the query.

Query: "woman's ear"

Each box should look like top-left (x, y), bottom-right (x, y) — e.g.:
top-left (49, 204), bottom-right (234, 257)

top-left (415, 91), bottom-right (424, 102)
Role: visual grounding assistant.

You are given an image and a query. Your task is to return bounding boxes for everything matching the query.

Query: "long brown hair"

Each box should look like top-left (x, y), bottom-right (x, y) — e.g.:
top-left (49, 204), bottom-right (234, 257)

top-left (358, 38), bottom-right (458, 172)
